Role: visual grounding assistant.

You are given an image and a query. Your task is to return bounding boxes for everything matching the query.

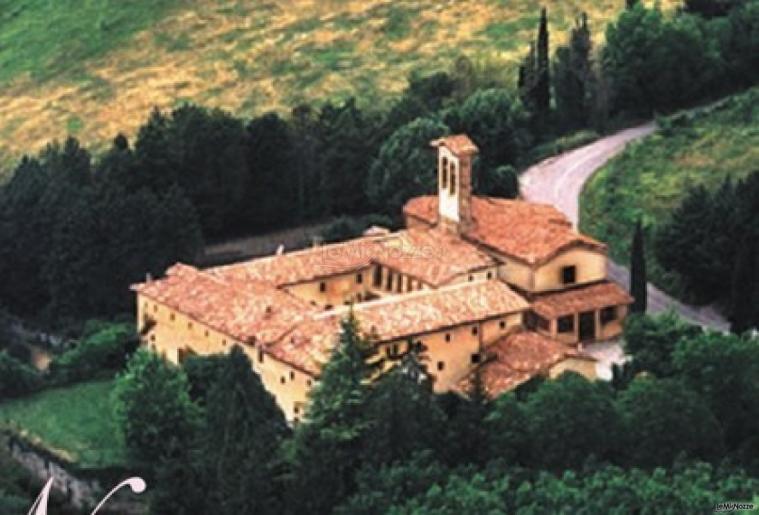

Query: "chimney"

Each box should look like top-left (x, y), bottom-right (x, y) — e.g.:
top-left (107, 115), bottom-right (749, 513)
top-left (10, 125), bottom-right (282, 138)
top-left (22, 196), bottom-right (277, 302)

top-left (430, 134), bottom-right (478, 233)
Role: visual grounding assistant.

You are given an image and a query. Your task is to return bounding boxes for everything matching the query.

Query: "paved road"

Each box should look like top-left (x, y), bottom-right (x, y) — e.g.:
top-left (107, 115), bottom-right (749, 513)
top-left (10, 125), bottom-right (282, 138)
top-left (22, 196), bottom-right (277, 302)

top-left (521, 123), bottom-right (729, 332)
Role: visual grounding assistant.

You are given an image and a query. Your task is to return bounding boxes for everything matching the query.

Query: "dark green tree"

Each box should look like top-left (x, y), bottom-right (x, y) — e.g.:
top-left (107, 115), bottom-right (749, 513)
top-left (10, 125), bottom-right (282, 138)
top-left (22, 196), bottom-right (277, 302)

top-left (617, 377), bottom-right (724, 467)
top-left (673, 332), bottom-right (759, 452)
top-left (522, 372), bottom-right (619, 470)
top-left (535, 7), bottom-right (551, 117)
top-left (444, 88), bottom-right (531, 173)
top-left (630, 218), bottom-right (648, 314)
top-left (245, 112), bottom-right (299, 230)
top-left (729, 236), bottom-right (758, 334)
top-left (623, 312), bottom-right (701, 377)
top-left (360, 361), bottom-right (445, 467)
top-left (113, 350), bottom-right (200, 464)
top-left (334, 451), bottom-right (450, 515)
top-left (553, 13), bottom-right (593, 130)
top-left (0, 351), bottom-right (42, 399)
top-left (366, 117), bottom-right (449, 216)
top-left (484, 393), bottom-right (529, 464)
top-left (289, 313), bottom-right (382, 514)
top-left (684, 0), bottom-right (745, 18)
top-left (478, 165), bottom-right (519, 198)
top-left (197, 346), bottom-right (289, 514)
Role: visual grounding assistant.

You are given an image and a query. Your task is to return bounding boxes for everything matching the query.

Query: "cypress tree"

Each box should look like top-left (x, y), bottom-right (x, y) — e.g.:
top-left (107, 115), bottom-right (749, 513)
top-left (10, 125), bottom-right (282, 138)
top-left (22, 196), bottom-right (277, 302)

top-left (554, 13), bottom-right (593, 130)
top-left (730, 236), bottom-right (757, 334)
top-left (290, 312), bottom-right (382, 513)
top-left (535, 7), bottom-right (551, 116)
top-left (630, 218), bottom-right (648, 314)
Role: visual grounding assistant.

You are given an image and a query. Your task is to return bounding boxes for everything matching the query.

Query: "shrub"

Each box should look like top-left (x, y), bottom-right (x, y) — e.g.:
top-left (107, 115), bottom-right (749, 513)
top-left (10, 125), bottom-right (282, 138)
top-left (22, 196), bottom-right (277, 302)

top-left (49, 322), bottom-right (136, 385)
top-left (0, 351), bottom-right (42, 399)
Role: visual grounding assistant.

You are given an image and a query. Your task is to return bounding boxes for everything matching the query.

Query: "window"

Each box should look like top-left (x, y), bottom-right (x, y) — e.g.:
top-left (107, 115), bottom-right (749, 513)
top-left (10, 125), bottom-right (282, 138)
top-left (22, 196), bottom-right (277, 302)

top-left (386, 271), bottom-right (394, 291)
top-left (319, 281), bottom-right (327, 293)
top-left (561, 265), bottom-right (577, 285)
top-left (280, 376), bottom-right (286, 385)
top-left (471, 326), bottom-right (479, 336)
top-left (222, 339), bottom-right (227, 346)
top-left (150, 334), bottom-right (156, 342)
top-left (445, 333), bottom-right (451, 343)
top-left (205, 330), bottom-right (209, 338)
top-left (153, 304), bottom-right (158, 313)
top-left (170, 313), bottom-right (175, 322)
top-left (487, 271), bottom-right (493, 280)
top-left (373, 266), bottom-right (382, 287)
top-left (290, 371), bottom-right (295, 381)
top-left (356, 273), bottom-right (363, 284)
top-left (258, 349), bottom-right (264, 363)
top-left (306, 379), bottom-right (313, 388)
top-left (601, 306), bottom-right (617, 325)
top-left (558, 315), bottom-right (575, 333)
top-left (471, 353), bottom-right (481, 364)
top-left (188, 322), bottom-right (193, 330)
top-left (499, 320), bottom-right (506, 330)
top-left (449, 164), bottom-right (457, 195)
top-left (437, 361), bottom-right (445, 371)
top-left (527, 311), bottom-right (550, 331)
top-left (469, 275), bottom-right (474, 282)
top-left (294, 404), bottom-right (300, 415)
top-left (396, 274), bottom-right (403, 293)
top-left (441, 158), bottom-right (448, 189)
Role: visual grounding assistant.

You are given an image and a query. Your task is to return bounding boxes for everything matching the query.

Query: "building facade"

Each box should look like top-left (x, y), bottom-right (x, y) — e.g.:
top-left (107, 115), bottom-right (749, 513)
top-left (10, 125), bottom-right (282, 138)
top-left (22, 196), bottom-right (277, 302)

top-left (133, 134), bottom-right (632, 422)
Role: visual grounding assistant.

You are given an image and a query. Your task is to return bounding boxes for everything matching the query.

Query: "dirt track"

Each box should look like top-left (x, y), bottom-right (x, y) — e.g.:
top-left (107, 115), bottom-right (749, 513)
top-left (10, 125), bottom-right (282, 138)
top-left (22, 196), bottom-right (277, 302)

top-left (520, 123), bottom-right (729, 331)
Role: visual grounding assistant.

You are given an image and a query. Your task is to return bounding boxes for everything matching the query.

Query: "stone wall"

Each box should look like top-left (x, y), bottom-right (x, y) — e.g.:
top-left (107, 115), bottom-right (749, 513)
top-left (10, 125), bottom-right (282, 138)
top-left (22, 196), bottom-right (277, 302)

top-left (5, 432), bottom-right (147, 514)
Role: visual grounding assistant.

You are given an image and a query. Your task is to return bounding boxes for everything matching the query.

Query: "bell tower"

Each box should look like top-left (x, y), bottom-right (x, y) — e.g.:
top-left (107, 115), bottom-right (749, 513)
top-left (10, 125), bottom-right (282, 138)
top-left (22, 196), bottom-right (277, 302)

top-left (431, 134), bottom-right (478, 233)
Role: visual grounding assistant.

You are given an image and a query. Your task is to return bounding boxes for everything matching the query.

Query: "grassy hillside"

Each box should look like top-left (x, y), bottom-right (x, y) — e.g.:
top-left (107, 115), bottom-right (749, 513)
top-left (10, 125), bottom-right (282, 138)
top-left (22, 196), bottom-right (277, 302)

top-left (0, 0), bottom-right (678, 162)
top-left (0, 379), bottom-right (126, 468)
top-left (580, 88), bottom-right (759, 294)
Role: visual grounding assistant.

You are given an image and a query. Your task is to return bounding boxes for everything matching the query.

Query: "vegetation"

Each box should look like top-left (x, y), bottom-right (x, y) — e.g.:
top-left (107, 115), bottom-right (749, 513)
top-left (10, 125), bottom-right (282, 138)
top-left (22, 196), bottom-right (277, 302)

top-left (630, 219), bottom-right (647, 314)
top-left (113, 350), bottom-right (199, 465)
top-left (0, 380), bottom-right (127, 468)
top-left (581, 87), bottom-right (759, 303)
top-left (48, 321), bottom-right (137, 385)
top-left (113, 312), bottom-right (759, 514)
top-left (0, 0), bottom-right (680, 159)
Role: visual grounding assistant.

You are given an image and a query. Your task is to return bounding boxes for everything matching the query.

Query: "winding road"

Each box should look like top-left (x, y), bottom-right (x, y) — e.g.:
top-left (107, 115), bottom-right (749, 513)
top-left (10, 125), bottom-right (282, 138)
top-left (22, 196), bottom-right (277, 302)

top-left (520, 123), bottom-right (729, 332)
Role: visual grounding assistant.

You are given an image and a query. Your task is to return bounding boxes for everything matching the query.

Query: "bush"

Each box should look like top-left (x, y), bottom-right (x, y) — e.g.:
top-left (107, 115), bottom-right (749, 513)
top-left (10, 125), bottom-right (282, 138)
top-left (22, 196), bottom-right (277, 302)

top-left (0, 351), bottom-right (42, 399)
top-left (49, 322), bottom-right (136, 385)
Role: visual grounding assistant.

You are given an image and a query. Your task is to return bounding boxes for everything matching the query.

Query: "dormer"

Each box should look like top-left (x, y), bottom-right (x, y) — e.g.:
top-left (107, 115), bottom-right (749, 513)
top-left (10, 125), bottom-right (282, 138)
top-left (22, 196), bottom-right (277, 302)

top-left (431, 134), bottom-right (478, 233)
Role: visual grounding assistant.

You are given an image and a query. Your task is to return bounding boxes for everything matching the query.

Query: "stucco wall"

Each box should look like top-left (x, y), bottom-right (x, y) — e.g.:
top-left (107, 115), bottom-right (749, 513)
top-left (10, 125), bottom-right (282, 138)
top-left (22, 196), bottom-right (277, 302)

top-left (379, 311), bottom-right (524, 393)
top-left (284, 267), bottom-right (373, 308)
top-left (138, 294), bottom-right (315, 422)
top-left (533, 247), bottom-right (607, 292)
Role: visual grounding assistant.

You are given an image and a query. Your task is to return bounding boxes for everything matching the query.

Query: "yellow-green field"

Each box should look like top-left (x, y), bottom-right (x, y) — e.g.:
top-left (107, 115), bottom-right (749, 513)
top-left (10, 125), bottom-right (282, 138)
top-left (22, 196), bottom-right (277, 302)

top-left (0, 0), bottom-right (678, 162)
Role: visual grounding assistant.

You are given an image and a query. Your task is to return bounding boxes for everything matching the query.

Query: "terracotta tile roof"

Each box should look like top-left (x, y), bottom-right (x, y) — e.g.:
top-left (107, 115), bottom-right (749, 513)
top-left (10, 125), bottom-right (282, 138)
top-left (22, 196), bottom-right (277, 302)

top-left (431, 134), bottom-right (479, 155)
top-left (208, 228), bottom-right (492, 290)
top-left (403, 196), bottom-right (606, 265)
top-left (208, 237), bottom-right (385, 287)
top-left (271, 280), bottom-right (530, 376)
top-left (460, 330), bottom-right (595, 398)
top-left (374, 228), bottom-right (496, 286)
top-left (531, 281), bottom-right (634, 319)
top-left (132, 264), bottom-right (314, 344)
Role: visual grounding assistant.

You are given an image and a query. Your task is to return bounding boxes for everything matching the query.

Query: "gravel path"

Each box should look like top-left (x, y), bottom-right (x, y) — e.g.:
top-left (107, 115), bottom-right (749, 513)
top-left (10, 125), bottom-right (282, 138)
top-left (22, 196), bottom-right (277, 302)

top-left (521, 123), bottom-right (729, 333)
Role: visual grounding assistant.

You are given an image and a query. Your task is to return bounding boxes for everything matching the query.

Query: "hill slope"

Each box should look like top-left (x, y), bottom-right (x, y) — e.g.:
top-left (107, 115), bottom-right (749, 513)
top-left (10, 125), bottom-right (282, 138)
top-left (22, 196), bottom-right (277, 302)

top-left (0, 0), bottom-right (677, 162)
top-left (580, 87), bottom-right (759, 295)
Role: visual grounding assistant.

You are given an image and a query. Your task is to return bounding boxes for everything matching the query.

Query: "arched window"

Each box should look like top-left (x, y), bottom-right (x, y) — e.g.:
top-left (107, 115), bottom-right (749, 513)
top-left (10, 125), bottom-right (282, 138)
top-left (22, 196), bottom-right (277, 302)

top-left (450, 164), bottom-right (457, 195)
top-left (441, 157), bottom-right (448, 189)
